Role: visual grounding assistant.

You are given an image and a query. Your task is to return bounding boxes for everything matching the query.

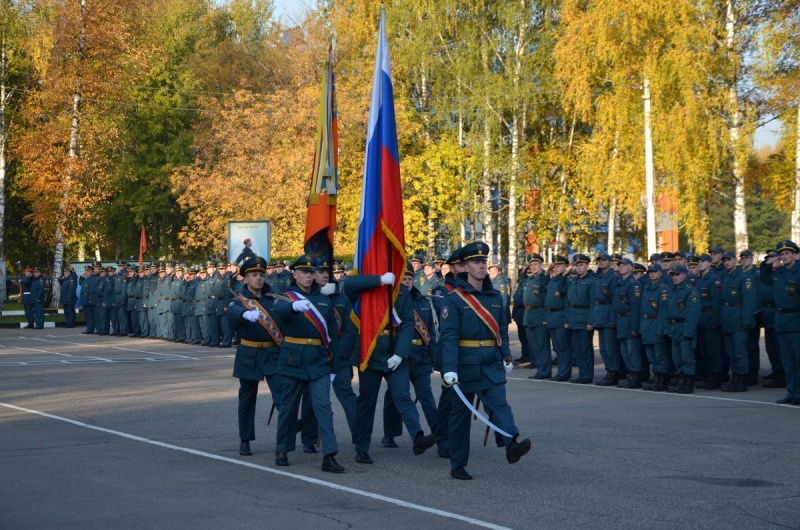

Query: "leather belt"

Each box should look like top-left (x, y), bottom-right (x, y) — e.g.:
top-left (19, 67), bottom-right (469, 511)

top-left (525, 305), bottom-right (544, 310)
top-left (670, 318), bottom-right (686, 323)
top-left (239, 339), bottom-right (276, 348)
top-left (616, 312), bottom-right (630, 317)
top-left (283, 336), bottom-right (323, 345)
top-left (724, 302), bottom-right (741, 307)
top-left (643, 315), bottom-right (658, 320)
top-left (458, 339), bottom-right (498, 347)
top-left (596, 301), bottom-right (611, 305)
top-left (570, 304), bottom-right (589, 309)
top-left (777, 307), bottom-right (800, 314)
top-left (547, 308), bottom-right (564, 312)
top-left (411, 339), bottom-right (424, 346)
top-left (701, 307), bottom-right (713, 313)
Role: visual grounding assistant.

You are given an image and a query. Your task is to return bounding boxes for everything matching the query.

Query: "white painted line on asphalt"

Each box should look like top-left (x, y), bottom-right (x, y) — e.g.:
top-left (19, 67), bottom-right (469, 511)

top-left (512, 376), bottom-right (799, 408)
top-left (0, 401), bottom-right (511, 530)
top-left (16, 337), bottom-right (199, 360)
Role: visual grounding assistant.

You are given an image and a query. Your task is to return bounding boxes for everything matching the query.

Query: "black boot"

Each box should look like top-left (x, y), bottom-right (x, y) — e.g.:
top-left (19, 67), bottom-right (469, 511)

top-left (506, 434), bottom-right (531, 464)
top-left (275, 451), bottom-right (289, 466)
top-left (412, 430), bottom-right (436, 455)
top-left (596, 371), bottom-right (618, 386)
top-left (641, 373), bottom-right (658, 391)
top-left (617, 373), bottom-right (641, 389)
top-left (667, 375), bottom-right (684, 393)
top-left (763, 371), bottom-right (786, 389)
top-left (703, 372), bottom-right (721, 390)
top-left (722, 373), bottom-right (747, 393)
top-left (678, 376), bottom-right (694, 394)
top-left (239, 440), bottom-right (252, 456)
top-left (652, 373), bottom-right (667, 392)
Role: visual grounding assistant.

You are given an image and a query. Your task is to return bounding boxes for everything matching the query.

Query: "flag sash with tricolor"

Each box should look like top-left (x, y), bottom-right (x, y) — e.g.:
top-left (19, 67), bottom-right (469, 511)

top-left (283, 290), bottom-right (332, 347)
top-left (352, 8), bottom-right (406, 371)
top-left (303, 56), bottom-right (338, 267)
top-left (235, 295), bottom-right (284, 345)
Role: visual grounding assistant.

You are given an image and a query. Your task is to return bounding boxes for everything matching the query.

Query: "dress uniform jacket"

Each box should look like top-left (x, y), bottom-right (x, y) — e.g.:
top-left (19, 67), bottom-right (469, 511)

top-left (522, 272), bottom-right (548, 328)
top-left (760, 260), bottom-right (800, 333)
top-left (565, 273), bottom-right (595, 329)
top-left (591, 268), bottom-right (617, 328)
top-left (407, 286), bottom-right (437, 378)
top-left (59, 274), bottom-right (78, 305)
top-left (695, 271), bottom-right (722, 331)
top-left (668, 281), bottom-right (701, 341)
top-left (544, 273), bottom-right (568, 329)
top-left (229, 288), bottom-right (282, 380)
top-left (440, 274), bottom-right (511, 394)
top-left (613, 274), bottom-right (642, 339)
top-left (640, 279), bottom-right (670, 345)
top-left (720, 266), bottom-right (756, 333)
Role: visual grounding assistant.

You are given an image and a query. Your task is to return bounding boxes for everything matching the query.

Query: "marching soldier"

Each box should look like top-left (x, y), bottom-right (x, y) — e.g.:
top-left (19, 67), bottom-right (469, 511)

top-left (228, 256), bottom-right (285, 456)
top-left (440, 241), bottom-right (531, 480)
top-left (382, 262), bottom-right (439, 448)
top-left (273, 255), bottom-right (344, 473)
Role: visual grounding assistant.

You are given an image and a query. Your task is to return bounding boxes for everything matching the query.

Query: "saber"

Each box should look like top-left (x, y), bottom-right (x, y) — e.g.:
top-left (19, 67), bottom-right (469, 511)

top-left (267, 402), bottom-right (275, 425)
top-left (452, 384), bottom-right (511, 438)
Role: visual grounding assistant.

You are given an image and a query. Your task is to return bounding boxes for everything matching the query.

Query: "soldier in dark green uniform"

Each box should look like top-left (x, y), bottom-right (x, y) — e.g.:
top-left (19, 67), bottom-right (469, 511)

top-left (615, 258), bottom-right (643, 388)
top-left (523, 254), bottom-right (550, 379)
top-left (59, 266), bottom-right (78, 328)
top-left (411, 255), bottom-right (425, 293)
top-left (759, 249), bottom-right (785, 389)
top-left (719, 252), bottom-right (756, 392)
top-left (440, 241), bottom-right (531, 480)
top-left (565, 254), bottom-right (595, 384)
top-left (640, 263), bottom-right (671, 391)
top-left (30, 268), bottom-right (47, 329)
top-left (760, 241), bottom-right (800, 405)
top-left (228, 256), bottom-right (284, 456)
top-left (546, 256), bottom-right (571, 381)
top-left (273, 255), bottom-right (344, 473)
top-left (21, 267), bottom-right (35, 328)
top-left (667, 265), bottom-right (701, 393)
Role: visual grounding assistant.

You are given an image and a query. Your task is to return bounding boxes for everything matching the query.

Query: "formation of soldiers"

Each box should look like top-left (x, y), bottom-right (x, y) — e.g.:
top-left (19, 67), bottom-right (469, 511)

top-left (68, 260), bottom-right (301, 346)
top-left (230, 242), bottom-right (531, 480)
top-left (511, 243), bottom-right (800, 406)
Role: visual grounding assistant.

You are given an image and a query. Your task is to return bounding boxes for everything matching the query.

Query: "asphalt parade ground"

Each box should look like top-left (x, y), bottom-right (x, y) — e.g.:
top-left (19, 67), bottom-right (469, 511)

top-left (1, 325), bottom-right (799, 530)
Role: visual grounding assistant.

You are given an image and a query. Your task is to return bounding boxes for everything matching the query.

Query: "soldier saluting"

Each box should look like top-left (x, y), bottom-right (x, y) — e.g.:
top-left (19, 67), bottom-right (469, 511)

top-left (440, 241), bottom-right (531, 480)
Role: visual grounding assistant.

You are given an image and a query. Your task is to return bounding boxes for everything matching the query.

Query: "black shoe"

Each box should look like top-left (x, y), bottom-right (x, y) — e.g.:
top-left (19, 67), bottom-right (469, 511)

top-left (763, 373), bottom-right (786, 388)
top-left (549, 376), bottom-right (569, 382)
top-left (355, 451), bottom-right (373, 464)
top-left (528, 374), bottom-right (550, 380)
top-left (437, 446), bottom-right (450, 459)
top-left (81, 331), bottom-right (94, 334)
top-left (595, 372), bottom-right (618, 386)
top-left (776, 396), bottom-right (793, 404)
top-left (239, 441), bottom-right (252, 456)
top-left (412, 430), bottom-right (435, 455)
top-left (569, 378), bottom-right (592, 384)
top-left (303, 443), bottom-right (318, 454)
top-left (322, 454), bottom-right (345, 473)
top-left (506, 435), bottom-right (531, 464)
top-left (381, 436), bottom-right (398, 448)
top-left (791, 399), bottom-right (800, 406)
top-left (450, 466), bottom-right (472, 480)
top-left (23, 324), bottom-right (33, 329)
top-left (275, 452), bottom-right (289, 466)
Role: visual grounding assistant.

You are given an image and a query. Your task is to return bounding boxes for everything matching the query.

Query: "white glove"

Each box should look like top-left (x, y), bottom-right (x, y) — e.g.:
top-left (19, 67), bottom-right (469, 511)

top-left (443, 372), bottom-right (458, 387)
top-left (242, 310), bottom-right (261, 323)
top-left (320, 283), bottom-right (336, 296)
top-left (387, 354), bottom-right (402, 371)
top-left (504, 358), bottom-right (513, 373)
top-left (292, 300), bottom-right (312, 312)
top-left (380, 272), bottom-right (396, 285)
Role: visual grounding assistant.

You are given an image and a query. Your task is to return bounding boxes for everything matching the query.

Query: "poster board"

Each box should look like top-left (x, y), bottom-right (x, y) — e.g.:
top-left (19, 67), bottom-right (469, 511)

top-left (228, 221), bottom-right (271, 265)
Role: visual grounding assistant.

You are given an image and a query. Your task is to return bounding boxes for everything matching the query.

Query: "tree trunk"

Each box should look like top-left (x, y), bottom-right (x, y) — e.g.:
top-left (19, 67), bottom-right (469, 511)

top-left (0, 26), bottom-right (8, 307)
top-left (507, 0), bottom-right (527, 283)
top-left (727, 0), bottom-right (748, 252)
top-left (792, 102), bottom-right (800, 242)
top-left (555, 112), bottom-right (577, 255)
top-left (51, 0), bottom-right (86, 307)
top-left (644, 76), bottom-right (657, 257)
top-left (607, 195), bottom-right (617, 254)
top-left (481, 42), bottom-right (493, 252)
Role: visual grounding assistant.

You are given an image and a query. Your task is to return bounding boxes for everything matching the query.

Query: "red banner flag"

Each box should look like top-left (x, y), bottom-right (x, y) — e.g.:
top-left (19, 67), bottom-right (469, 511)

top-left (138, 225), bottom-right (147, 267)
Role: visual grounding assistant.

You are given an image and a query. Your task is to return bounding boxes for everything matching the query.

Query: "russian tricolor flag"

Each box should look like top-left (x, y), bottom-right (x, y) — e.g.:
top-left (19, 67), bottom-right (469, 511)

top-left (353, 8), bottom-right (406, 370)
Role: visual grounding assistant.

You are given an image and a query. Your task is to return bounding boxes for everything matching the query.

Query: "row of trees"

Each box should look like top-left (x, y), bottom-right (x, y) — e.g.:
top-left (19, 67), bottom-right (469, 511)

top-left (0, 0), bottom-right (798, 303)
